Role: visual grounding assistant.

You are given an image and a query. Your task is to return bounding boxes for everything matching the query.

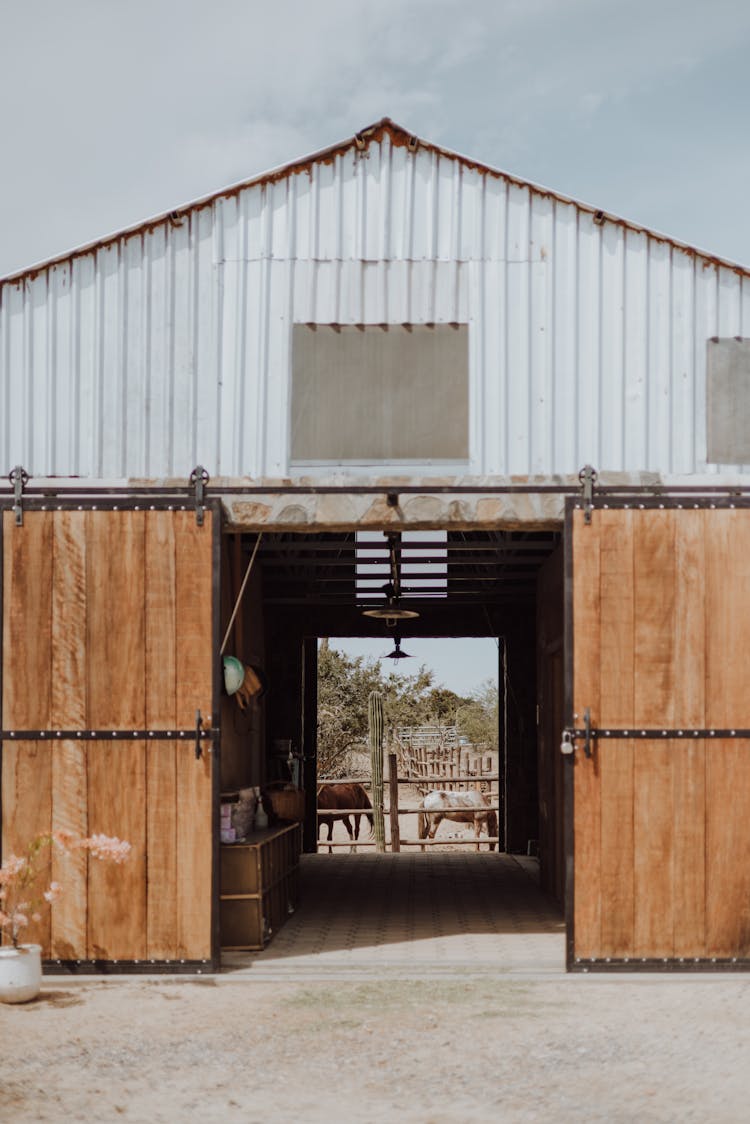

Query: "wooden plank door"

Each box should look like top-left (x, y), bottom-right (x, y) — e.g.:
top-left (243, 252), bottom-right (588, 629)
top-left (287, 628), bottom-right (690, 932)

top-left (569, 503), bottom-right (750, 968)
top-left (1, 506), bottom-right (218, 967)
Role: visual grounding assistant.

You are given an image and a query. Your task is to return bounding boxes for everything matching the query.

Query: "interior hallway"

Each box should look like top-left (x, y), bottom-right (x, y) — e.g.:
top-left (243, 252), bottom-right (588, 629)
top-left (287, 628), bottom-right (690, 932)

top-left (222, 852), bottom-right (565, 978)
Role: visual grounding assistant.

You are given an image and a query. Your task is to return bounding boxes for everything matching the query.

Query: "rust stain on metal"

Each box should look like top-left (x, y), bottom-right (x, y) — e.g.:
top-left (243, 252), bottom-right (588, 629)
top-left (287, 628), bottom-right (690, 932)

top-left (2, 117), bottom-right (748, 290)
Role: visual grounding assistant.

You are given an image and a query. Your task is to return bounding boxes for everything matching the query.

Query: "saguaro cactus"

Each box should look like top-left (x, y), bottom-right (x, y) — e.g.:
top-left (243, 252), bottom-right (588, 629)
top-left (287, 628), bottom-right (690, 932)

top-left (368, 691), bottom-right (386, 852)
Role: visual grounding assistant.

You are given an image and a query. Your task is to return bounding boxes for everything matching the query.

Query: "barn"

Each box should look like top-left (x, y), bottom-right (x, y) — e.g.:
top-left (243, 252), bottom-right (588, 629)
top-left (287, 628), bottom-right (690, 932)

top-left (2, 118), bottom-right (750, 973)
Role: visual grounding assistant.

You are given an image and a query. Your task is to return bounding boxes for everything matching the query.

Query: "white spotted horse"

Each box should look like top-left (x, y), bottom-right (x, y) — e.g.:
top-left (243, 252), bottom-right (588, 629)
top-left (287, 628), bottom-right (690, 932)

top-left (417, 789), bottom-right (498, 852)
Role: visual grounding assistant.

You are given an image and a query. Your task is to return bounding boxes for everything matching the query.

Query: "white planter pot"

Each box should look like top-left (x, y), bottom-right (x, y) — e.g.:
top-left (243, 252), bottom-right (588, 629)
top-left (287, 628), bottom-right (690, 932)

top-left (0, 944), bottom-right (42, 1003)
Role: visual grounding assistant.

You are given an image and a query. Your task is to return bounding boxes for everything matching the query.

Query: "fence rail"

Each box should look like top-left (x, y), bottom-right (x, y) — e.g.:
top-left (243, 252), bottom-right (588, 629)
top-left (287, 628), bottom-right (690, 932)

top-left (318, 775), bottom-right (499, 785)
top-left (316, 754), bottom-right (501, 854)
top-left (317, 805), bottom-right (500, 816)
top-left (315, 837), bottom-right (500, 849)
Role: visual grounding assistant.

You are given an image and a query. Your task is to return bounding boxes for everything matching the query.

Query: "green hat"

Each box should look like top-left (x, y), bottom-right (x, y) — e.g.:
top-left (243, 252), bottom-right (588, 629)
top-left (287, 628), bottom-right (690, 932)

top-left (223, 656), bottom-right (245, 696)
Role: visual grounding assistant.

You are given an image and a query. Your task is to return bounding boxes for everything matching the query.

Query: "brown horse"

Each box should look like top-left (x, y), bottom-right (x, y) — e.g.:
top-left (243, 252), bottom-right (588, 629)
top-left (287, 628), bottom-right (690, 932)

top-left (317, 783), bottom-right (374, 853)
top-left (417, 789), bottom-right (498, 852)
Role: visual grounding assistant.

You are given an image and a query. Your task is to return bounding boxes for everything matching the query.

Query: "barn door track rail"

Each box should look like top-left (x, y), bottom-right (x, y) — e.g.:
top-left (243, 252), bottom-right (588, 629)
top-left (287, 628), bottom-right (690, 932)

top-left (8, 463), bottom-right (750, 504)
top-left (7, 461), bottom-right (750, 516)
top-left (4, 464), bottom-right (218, 525)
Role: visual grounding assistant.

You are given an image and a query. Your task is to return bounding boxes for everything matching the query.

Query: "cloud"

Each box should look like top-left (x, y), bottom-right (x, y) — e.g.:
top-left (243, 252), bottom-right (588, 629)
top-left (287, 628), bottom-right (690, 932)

top-left (2, 0), bottom-right (750, 274)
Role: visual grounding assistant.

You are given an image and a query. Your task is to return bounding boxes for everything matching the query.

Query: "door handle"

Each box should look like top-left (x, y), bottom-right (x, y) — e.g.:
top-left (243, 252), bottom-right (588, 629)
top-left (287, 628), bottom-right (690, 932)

top-left (195, 710), bottom-right (203, 759)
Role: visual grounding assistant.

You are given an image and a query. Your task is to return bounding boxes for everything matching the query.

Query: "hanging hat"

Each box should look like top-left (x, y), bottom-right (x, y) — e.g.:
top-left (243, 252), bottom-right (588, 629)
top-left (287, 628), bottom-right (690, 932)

top-left (235, 664), bottom-right (265, 709)
top-left (223, 656), bottom-right (245, 696)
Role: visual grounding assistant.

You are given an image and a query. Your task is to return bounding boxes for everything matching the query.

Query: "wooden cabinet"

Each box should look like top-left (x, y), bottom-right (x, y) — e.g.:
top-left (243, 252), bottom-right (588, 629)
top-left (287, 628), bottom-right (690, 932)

top-left (219, 823), bottom-right (301, 950)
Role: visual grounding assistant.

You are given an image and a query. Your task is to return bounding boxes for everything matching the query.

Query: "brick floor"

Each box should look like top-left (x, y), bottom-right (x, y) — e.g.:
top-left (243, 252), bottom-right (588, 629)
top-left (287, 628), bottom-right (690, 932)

top-left (222, 852), bottom-right (565, 978)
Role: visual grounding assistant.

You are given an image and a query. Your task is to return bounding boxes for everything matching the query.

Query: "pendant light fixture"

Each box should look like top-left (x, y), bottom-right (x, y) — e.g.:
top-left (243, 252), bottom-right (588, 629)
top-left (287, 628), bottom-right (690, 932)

top-left (384, 636), bottom-right (411, 661)
top-left (361, 532), bottom-right (419, 628)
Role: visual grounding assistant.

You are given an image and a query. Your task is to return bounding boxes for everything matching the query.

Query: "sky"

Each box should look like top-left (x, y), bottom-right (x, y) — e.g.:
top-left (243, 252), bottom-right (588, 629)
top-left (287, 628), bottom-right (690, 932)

top-left (2, 0), bottom-right (749, 688)
top-left (324, 636), bottom-right (500, 698)
top-left (2, 0), bottom-right (750, 279)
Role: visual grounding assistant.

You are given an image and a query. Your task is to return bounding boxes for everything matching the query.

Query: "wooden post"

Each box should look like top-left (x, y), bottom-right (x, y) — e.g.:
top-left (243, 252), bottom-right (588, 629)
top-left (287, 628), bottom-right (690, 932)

top-left (388, 753), bottom-right (401, 853)
top-left (368, 691), bottom-right (386, 853)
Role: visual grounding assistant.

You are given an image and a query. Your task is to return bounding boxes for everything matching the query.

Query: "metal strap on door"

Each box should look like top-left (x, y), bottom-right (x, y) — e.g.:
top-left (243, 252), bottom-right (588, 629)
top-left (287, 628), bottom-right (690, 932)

top-left (561, 708), bottom-right (750, 758)
top-left (1, 711), bottom-right (214, 759)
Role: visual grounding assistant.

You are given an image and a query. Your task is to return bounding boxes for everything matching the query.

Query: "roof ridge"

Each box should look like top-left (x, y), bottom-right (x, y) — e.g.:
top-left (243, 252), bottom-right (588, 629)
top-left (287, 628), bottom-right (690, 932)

top-left (2, 118), bottom-right (749, 284)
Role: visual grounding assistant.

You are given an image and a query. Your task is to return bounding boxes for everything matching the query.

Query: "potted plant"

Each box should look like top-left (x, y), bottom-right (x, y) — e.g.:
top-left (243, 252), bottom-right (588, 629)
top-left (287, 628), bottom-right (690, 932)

top-left (0, 830), bottom-right (131, 1003)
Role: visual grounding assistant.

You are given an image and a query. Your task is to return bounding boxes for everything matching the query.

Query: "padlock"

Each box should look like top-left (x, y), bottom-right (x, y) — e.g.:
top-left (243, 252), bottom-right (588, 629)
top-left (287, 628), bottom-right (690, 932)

top-left (560, 730), bottom-right (574, 755)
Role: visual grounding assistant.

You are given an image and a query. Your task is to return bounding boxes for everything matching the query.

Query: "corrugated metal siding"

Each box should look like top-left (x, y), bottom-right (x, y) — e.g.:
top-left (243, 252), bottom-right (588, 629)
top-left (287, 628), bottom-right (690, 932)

top-left (2, 131), bottom-right (750, 479)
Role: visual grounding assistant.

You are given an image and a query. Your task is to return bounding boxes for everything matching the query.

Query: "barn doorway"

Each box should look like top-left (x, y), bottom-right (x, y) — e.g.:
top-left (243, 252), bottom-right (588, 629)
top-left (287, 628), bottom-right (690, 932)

top-left (220, 525), bottom-right (567, 971)
top-left (315, 635), bottom-right (503, 855)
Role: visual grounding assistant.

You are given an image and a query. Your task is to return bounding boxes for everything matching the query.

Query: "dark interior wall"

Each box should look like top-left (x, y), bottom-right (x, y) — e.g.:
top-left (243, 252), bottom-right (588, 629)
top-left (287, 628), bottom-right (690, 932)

top-left (268, 603), bottom-right (519, 638)
top-left (536, 546), bottom-right (565, 901)
top-left (220, 535), bottom-right (266, 793)
top-left (497, 611), bottom-right (540, 854)
top-left (301, 638), bottom-right (318, 851)
top-left (264, 621), bottom-right (304, 784)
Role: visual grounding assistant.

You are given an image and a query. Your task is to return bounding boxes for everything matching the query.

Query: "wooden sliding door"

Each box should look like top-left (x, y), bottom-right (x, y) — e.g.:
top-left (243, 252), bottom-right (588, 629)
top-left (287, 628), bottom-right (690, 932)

top-left (569, 502), bottom-right (750, 968)
top-left (1, 505), bottom-right (218, 968)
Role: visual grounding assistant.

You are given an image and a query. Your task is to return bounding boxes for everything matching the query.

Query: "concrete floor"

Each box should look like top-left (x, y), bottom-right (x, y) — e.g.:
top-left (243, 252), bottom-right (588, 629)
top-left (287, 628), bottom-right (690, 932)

top-left (222, 851), bottom-right (566, 978)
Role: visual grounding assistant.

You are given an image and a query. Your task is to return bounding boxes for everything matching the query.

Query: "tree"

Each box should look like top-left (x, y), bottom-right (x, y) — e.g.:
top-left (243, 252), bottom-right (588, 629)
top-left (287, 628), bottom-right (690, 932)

top-left (317, 645), bottom-right (499, 774)
top-left (317, 644), bottom-right (444, 775)
top-left (456, 679), bottom-right (499, 748)
top-left (316, 645), bottom-right (383, 776)
top-left (423, 686), bottom-right (473, 724)
top-left (378, 665), bottom-right (436, 733)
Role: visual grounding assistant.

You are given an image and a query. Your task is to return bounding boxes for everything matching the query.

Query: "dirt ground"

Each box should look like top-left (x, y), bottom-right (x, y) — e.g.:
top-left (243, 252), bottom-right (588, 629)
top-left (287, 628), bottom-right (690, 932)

top-left (2, 972), bottom-right (750, 1123)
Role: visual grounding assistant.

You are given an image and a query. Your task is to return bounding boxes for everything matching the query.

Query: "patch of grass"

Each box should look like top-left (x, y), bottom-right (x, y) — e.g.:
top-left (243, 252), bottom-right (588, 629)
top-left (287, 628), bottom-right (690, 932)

top-left (143, 977), bottom-right (218, 989)
top-left (289, 978), bottom-right (533, 1014)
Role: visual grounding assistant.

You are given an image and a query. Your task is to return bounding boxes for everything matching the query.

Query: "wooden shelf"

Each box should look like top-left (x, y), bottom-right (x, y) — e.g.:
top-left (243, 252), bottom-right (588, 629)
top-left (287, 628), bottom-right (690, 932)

top-left (219, 823), bottom-right (301, 950)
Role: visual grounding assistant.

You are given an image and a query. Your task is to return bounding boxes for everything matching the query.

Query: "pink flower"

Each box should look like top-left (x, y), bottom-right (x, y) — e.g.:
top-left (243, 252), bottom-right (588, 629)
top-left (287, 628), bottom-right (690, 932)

top-left (84, 835), bottom-right (132, 863)
top-left (0, 854), bottom-right (27, 882)
top-left (0, 829), bottom-right (131, 946)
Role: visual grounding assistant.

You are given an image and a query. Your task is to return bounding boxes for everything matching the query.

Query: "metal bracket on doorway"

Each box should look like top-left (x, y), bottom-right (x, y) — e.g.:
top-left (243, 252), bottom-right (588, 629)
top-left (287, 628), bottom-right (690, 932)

top-left (562, 719), bottom-right (750, 755)
top-left (562, 709), bottom-right (593, 757)
top-left (194, 710), bottom-right (205, 759)
top-left (189, 465), bottom-right (209, 526)
top-left (569, 727), bottom-right (750, 740)
top-left (0, 728), bottom-right (217, 745)
top-left (582, 708), bottom-right (592, 756)
top-left (578, 465), bottom-right (597, 524)
top-left (9, 465), bottom-right (28, 526)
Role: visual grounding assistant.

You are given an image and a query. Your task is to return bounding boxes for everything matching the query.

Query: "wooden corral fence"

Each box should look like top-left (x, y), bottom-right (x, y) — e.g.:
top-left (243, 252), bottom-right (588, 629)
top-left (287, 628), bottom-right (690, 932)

top-left (394, 725), bottom-right (495, 795)
top-left (317, 754), bottom-right (500, 851)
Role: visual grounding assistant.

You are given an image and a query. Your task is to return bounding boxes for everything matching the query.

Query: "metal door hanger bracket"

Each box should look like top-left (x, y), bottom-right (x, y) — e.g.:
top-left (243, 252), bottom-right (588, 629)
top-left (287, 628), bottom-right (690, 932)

top-left (189, 465), bottom-right (209, 526)
top-left (9, 465), bottom-right (29, 526)
top-left (578, 465), bottom-right (597, 524)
